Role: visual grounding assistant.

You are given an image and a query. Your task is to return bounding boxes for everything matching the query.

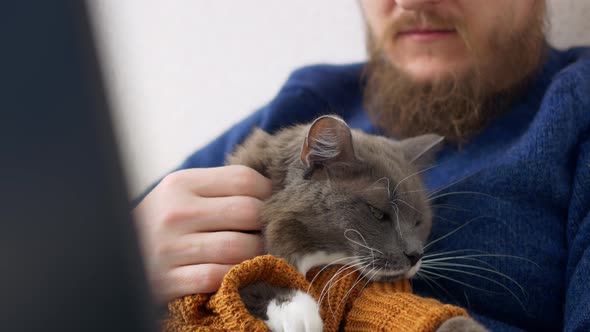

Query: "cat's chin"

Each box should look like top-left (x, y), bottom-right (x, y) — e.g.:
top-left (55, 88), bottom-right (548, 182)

top-left (404, 260), bottom-right (422, 279)
top-left (362, 260), bottom-right (422, 282)
top-left (365, 269), bottom-right (406, 282)
top-left (372, 275), bottom-right (404, 283)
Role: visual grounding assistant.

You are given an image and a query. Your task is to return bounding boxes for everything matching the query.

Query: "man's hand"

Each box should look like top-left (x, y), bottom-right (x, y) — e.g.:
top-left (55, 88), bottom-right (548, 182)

top-left (132, 165), bottom-right (272, 304)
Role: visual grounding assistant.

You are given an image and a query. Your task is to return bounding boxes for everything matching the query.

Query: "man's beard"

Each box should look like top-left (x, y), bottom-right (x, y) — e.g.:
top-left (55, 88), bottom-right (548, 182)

top-left (363, 6), bottom-right (548, 144)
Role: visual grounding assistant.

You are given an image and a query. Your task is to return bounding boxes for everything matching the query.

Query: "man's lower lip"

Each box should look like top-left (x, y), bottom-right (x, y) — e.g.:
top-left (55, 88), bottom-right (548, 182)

top-left (397, 30), bottom-right (456, 41)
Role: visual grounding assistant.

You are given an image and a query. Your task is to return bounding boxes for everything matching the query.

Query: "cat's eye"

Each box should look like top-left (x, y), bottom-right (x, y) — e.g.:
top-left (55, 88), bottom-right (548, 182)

top-left (368, 204), bottom-right (385, 220)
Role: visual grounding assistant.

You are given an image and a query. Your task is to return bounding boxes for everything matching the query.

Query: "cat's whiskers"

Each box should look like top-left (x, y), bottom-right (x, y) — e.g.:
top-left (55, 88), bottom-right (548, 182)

top-left (423, 248), bottom-right (489, 259)
top-left (331, 264), bottom-right (382, 320)
top-left (429, 203), bottom-right (476, 225)
top-left (418, 248), bottom-right (539, 312)
top-left (397, 169), bottom-right (483, 211)
top-left (312, 257), bottom-right (371, 296)
top-left (356, 268), bottom-right (376, 297)
top-left (423, 253), bottom-right (540, 268)
top-left (421, 261), bottom-right (527, 295)
top-left (415, 271), bottom-right (432, 290)
top-left (416, 215), bottom-right (536, 312)
top-left (327, 261), bottom-right (373, 320)
top-left (392, 162), bottom-right (447, 197)
top-left (397, 187), bottom-right (431, 196)
top-left (415, 271), bottom-right (459, 304)
top-left (353, 177), bottom-right (392, 200)
top-left (365, 176), bottom-right (391, 196)
top-left (338, 265), bottom-right (381, 318)
top-left (367, 267), bottom-right (383, 285)
top-left (355, 185), bottom-right (388, 194)
top-left (317, 259), bottom-right (371, 308)
top-left (392, 197), bottom-right (425, 217)
top-left (426, 190), bottom-right (500, 203)
top-left (389, 167), bottom-right (531, 311)
top-left (424, 216), bottom-right (486, 250)
top-left (419, 269), bottom-right (500, 295)
top-left (334, 266), bottom-right (371, 315)
top-left (397, 208), bottom-right (410, 232)
top-left (423, 173), bottom-right (501, 203)
top-left (306, 255), bottom-right (367, 294)
top-left (344, 228), bottom-right (384, 257)
top-left (316, 258), bottom-right (371, 300)
top-left (419, 264), bottom-right (528, 312)
top-left (392, 204), bottom-right (403, 241)
top-left (421, 170), bottom-right (479, 198)
top-left (318, 269), bottom-right (358, 309)
top-left (430, 203), bottom-right (471, 213)
top-left (330, 264), bottom-right (382, 320)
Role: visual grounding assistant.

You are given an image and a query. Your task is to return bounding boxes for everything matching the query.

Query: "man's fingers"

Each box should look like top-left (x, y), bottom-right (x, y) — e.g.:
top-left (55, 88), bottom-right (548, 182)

top-left (164, 165), bottom-right (273, 200)
top-left (158, 264), bottom-right (233, 302)
top-left (161, 231), bottom-right (264, 267)
top-left (178, 195), bottom-right (265, 233)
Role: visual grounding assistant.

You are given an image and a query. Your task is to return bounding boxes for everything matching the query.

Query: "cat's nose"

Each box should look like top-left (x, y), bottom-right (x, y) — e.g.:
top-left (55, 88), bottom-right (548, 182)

top-left (404, 251), bottom-right (423, 266)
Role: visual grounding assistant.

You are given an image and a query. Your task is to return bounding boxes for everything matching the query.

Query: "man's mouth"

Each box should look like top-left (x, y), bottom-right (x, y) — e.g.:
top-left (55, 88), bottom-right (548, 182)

top-left (396, 27), bottom-right (457, 41)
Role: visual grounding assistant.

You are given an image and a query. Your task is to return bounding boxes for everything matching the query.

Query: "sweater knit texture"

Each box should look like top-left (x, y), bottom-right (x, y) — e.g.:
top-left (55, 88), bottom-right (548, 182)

top-left (163, 255), bottom-right (466, 332)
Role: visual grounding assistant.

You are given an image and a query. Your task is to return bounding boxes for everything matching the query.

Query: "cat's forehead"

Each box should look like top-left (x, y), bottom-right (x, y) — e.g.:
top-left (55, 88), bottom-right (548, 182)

top-left (362, 176), bottom-right (393, 195)
top-left (355, 145), bottom-right (423, 194)
top-left (339, 175), bottom-right (393, 204)
top-left (352, 136), bottom-right (412, 179)
top-left (333, 162), bottom-right (425, 209)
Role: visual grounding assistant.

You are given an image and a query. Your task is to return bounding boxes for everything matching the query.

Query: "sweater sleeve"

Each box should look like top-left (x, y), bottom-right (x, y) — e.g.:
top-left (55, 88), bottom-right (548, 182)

top-left (564, 134), bottom-right (590, 332)
top-left (560, 49), bottom-right (590, 332)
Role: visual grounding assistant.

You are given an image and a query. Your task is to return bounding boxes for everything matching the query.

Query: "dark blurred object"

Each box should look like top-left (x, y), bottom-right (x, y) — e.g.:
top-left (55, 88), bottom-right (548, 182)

top-left (0, 1), bottom-right (156, 331)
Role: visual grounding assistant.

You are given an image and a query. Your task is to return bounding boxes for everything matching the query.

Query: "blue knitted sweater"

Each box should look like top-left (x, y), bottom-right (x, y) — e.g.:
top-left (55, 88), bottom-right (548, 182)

top-left (162, 47), bottom-right (590, 331)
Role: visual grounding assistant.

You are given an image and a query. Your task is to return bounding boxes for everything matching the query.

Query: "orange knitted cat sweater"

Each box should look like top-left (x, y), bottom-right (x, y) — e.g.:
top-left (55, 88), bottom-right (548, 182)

top-left (163, 255), bottom-right (467, 332)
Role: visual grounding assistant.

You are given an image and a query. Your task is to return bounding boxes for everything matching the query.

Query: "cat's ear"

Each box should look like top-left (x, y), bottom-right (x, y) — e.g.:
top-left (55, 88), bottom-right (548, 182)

top-left (300, 115), bottom-right (356, 169)
top-left (399, 134), bottom-right (445, 165)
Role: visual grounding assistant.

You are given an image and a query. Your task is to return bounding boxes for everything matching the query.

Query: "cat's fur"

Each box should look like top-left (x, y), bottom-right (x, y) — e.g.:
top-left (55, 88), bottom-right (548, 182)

top-left (228, 115), bottom-right (487, 332)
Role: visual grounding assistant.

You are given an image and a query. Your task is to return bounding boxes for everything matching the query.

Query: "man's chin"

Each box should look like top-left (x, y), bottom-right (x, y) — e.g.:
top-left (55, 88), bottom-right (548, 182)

top-left (391, 59), bottom-right (474, 85)
top-left (363, 55), bottom-right (491, 144)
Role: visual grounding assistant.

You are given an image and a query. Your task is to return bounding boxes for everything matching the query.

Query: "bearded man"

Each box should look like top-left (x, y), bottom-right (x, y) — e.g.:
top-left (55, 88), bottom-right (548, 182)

top-left (133, 1), bottom-right (590, 330)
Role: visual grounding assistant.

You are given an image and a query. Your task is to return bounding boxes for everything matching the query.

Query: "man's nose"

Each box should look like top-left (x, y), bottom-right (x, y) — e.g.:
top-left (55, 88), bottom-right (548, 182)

top-left (396, 0), bottom-right (442, 11)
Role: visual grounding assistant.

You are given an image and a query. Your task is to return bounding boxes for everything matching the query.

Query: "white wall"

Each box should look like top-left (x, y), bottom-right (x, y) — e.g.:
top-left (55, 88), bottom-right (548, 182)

top-left (89, 0), bottom-right (590, 197)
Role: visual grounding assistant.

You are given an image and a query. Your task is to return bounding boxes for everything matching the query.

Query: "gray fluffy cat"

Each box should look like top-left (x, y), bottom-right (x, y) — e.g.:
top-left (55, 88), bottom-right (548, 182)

top-left (228, 115), bottom-right (487, 332)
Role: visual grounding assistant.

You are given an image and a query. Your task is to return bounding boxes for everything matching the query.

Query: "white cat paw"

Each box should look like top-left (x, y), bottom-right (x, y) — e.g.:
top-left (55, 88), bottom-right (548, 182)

top-left (265, 290), bottom-right (323, 332)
